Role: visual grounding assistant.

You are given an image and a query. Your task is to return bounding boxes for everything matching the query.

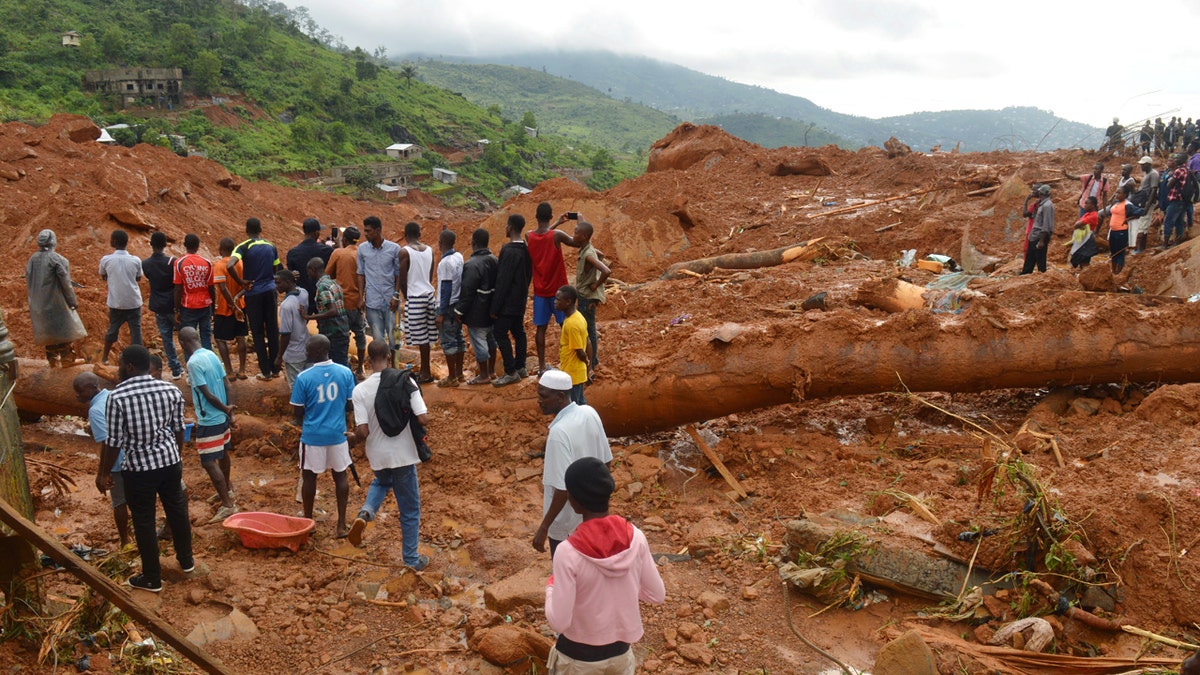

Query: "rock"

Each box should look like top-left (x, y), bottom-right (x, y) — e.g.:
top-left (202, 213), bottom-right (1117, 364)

top-left (884, 137), bottom-right (912, 158)
top-left (864, 414), bottom-right (895, 436)
top-left (96, 164), bottom-right (149, 204)
top-left (972, 624), bottom-right (995, 644)
top-left (468, 538), bottom-right (536, 578)
top-left (327, 608), bottom-right (346, 623)
top-left (741, 586), bottom-right (760, 601)
top-left (186, 609), bottom-right (260, 646)
top-left (483, 564), bottom-right (549, 614)
top-left (1069, 398), bottom-right (1101, 417)
top-left (626, 454), bottom-right (663, 484)
top-left (677, 622), bottom-right (701, 641)
top-left (1136, 384), bottom-right (1200, 426)
top-left (677, 643), bottom-right (715, 666)
top-left (186, 589), bottom-right (205, 605)
top-left (697, 590), bottom-right (730, 613)
top-left (1080, 586), bottom-right (1116, 613)
top-left (57, 115), bottom-right (102, 143)
top-left (1061, 539), bottom-right (1098, 566)
top-left (801, 291), bottom-right (828, 311)
top-left (1078, 263), bottom-right (1114, 292)
top-left (768, 158), bottom-right (833, 177)
top-left (1098, 397), bottom-right (1124, 415)
top-left (982, 594), bottom-right (1009, 621)
top-left (0, 145), bottom-right (37, 162)
top-left (109, 206), bottom-right (154, 229)
top-left (0, 163), bottom-right (20, 181)
top-left (873, 629), bottom-right (937, 675)
top-left (685, 518), bottom-right (727, 558)
top-left (470, 625), bottom-right (552, 668)
top-left (439, 607), bottom-right (464, 627)
top-left (642, 516), bottom-right (668, 531)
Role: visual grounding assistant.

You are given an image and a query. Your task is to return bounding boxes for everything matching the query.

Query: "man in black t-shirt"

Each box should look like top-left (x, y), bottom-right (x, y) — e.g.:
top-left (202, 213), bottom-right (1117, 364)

top-left (286, 218), bottom-right (332, 314)
top-left (142, 231), bottom-right (182, 379)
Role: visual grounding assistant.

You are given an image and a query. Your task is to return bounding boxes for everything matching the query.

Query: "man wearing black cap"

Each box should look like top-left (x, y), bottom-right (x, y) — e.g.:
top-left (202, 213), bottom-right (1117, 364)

top-left (287, 217), bottom-right (333, 314)
top-left (532, 370), bottom-right (612, 557)
top-left (326, 226), bottom-right (366, 378)
top-left (544, 457), bottom-right (665, 672)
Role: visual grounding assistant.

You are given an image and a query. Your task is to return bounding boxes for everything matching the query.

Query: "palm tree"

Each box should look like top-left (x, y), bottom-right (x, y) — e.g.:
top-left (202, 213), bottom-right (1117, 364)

top-left (399, 63), bottom-right (417, 88)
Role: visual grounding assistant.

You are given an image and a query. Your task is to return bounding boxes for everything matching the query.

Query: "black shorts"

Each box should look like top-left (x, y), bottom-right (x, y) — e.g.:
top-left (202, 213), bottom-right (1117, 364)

top-left (213, 313), bottom-right (248, 341)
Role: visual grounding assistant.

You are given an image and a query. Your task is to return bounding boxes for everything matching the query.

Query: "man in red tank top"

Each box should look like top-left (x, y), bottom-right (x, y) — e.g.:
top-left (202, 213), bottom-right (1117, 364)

top-left (526, 202), bottom-right (581, 374)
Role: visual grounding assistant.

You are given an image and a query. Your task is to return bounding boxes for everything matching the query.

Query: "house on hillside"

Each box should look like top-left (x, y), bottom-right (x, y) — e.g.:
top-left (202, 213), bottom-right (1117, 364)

top-left (432, 168), bottom-right (457, 185)
top-left (385, 143), bottom-right (421, 160)
top-left (328, 162), bottom-right (413, 187)
top-left (524, 126), bottom-right (538, 138)
top-left (83, 68), bottom-right (183, 108)
top-left (61, 31), bottom-right (81, 48)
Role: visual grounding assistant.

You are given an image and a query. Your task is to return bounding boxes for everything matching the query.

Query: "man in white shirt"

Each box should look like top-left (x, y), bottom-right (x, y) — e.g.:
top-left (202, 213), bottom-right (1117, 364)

top-left (98, 229), bottom-right (144, 364)
top-left (346, 341), bottom-right (429, 570)
top-left (531, 369), bottom-right (612, 557)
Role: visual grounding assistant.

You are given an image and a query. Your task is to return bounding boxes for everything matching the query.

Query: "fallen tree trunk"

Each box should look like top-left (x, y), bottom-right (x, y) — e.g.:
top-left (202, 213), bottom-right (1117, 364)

top-left (17, 294), bottom-right (1200, 437)
top-left (660, 238), bottom-right (824, 279)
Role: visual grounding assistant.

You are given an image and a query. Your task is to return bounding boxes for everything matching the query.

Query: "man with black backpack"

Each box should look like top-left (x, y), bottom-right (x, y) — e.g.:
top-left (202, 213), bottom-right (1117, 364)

top-left (346, 341), bottom-right (429, 570)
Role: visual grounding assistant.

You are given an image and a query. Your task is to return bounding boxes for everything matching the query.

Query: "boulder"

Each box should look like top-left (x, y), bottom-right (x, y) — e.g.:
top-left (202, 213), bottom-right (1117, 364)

top-left (470, 625), bottom-right (552, 668)
top-left (483, 564), bottom-right (549, 614)
top-left (467, 538), bottom-right (534, 579)
top-left (97, 163), bottom-right (150, 204)
top-left (874, 629), bottom-right (937, 675)
top-left (625, 454), bottom-right (663, 484)
top-left (1136, 383), bottom-right (1200, 425)
top-left (1078, 263), bottom-right (1114, 292)
top-left (109, 206), bottom-right (154, 230)
top-left (185, 609), bottom-right (260, 646)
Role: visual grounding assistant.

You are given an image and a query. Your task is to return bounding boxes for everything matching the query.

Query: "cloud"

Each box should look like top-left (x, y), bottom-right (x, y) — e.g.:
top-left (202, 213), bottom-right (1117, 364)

top-left (812, 0), bottom-right (933, 36)
top-left (681, 48), bottom-right (998, 83)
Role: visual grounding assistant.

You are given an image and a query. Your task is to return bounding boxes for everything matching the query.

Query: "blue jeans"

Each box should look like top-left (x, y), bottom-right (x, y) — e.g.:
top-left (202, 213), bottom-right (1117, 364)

top-left (179, 306), bottom-right (213, 350)
top-left (154, 312), bottom-right (182, 375)
top-left (577, 297), bottom-right (599, 367)
top-left (365, 306), bottom-right (394, 347)
top-left (570, 382), bottom-right (587, 406)
top-left (359, 465), bottom-right (420, 564)
top-left (1165, 202), bottom-right (1188, 245)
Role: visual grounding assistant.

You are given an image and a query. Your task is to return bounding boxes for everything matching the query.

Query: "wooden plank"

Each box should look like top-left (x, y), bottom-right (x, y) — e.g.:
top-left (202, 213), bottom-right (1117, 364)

top-left (684, 425), bottom-right (748, 500)
top-left (0, 497), bottom-right (235, 675)
top-left (806, 187), bottom-right (939, 219)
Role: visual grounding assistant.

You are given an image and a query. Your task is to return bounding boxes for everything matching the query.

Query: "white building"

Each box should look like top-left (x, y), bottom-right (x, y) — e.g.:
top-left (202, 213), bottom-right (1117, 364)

top-left (432, 168), bottom-right (458, 184)
top-left (385, 143), bottom-right (421, 160)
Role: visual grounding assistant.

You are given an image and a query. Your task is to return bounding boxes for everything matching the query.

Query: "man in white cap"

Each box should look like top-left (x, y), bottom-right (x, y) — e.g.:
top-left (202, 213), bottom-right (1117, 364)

top-left (1131, 156), bottom-right (1160, 253)
top-left (532, 369), bottom-right (612, 557)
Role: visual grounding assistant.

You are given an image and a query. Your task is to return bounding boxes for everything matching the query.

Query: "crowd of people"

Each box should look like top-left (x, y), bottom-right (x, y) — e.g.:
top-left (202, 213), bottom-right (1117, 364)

top-left (1021, 145), bottom-right (1200, 275)
top-left (27, 203), bottom-right (663, 672)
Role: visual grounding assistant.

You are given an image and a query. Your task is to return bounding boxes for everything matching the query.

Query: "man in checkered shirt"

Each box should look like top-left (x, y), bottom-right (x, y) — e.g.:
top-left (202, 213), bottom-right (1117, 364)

top-left (102, 345), bottom-right (194, 592)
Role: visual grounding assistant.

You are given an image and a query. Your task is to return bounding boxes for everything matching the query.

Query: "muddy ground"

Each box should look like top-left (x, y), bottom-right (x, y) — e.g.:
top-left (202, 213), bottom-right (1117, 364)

top-left (3, 115), bottom-right (1200, 674)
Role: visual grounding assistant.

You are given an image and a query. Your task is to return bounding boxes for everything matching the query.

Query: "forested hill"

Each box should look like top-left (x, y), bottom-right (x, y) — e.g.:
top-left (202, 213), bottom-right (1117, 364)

top-left (0, 0), bottom-right (637, 201)
top-left (428, 50), bottom-right (1102, 151)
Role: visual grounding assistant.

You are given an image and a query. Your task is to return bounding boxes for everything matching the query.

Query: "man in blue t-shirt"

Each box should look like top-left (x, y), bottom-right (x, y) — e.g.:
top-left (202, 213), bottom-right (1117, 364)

top-left (75, 372), bottom-right (128, 547)
top-left (179, 327), bottom-right (239, 524)
top-left (290, 334), bottom-right (356, 538)
top-left (228, 217), bottom-right (283, 381)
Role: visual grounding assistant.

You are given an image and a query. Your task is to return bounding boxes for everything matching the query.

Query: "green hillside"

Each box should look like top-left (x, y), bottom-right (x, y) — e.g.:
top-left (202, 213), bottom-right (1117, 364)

top-left (416, 60), bottom-right (680, 155)
top-left (699, 113), bottom-right (854, 150)
top-left (0, 0), bottom-right (638, 202)
top-left (437, 50), bottom-right (1102, 152)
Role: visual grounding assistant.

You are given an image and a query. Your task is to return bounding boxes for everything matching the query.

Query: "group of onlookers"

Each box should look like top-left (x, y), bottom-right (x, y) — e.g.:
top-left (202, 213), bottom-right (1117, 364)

top-left (1022, 147), bottom-right (1200, 275)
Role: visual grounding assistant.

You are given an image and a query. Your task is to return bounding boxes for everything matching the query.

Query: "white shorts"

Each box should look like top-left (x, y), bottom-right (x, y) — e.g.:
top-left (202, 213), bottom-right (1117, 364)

top-left (299, 441), bottom-right (352, 474)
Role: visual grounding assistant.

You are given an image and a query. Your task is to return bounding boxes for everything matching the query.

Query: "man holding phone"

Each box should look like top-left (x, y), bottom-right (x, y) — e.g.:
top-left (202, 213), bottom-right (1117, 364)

top-left (525, 203), bottom-right (582, 376)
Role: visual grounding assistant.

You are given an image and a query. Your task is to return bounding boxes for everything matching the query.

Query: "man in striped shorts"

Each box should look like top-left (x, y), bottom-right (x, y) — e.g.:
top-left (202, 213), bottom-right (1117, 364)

top-left (179, 327), bottom-right (238, 524)
top-left (398, 221), bottom-right (437, 383)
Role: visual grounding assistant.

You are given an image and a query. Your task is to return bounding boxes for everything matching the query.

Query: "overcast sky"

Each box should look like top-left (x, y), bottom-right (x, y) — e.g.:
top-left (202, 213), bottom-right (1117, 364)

top-left (280, 0), bottom-right (1200, 129)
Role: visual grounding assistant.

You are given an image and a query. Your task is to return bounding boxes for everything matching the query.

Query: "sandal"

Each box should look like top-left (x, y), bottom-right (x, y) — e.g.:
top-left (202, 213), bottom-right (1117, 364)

top-left (436, 377), bottom-right (460, 388)
top-left (465, 376), bottom-right (490, 385)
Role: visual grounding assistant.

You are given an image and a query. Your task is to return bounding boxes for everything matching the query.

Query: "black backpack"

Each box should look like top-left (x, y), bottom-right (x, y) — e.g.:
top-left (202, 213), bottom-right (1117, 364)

top-left (373, 368), bottom-right (432, 462)
top-left (1184, 169), bottom-right (1200, 204)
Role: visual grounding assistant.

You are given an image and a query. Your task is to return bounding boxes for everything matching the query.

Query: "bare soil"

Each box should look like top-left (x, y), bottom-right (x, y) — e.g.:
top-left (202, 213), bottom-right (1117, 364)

top-left (4, 115), bottom-right (1200, 674)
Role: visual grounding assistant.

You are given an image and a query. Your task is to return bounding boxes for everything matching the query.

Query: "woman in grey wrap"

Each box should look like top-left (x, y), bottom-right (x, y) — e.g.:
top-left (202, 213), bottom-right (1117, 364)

top-left (25, 229), bottom-right (88, 366)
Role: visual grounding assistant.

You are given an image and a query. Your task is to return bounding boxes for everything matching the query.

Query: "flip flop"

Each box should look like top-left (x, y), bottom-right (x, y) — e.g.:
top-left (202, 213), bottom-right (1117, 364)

top-left (235, 373), bottom-right (248, 380)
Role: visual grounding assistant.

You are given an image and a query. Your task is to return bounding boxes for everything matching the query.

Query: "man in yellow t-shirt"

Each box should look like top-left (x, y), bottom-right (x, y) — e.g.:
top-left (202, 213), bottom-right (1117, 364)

top-left (554, 285), bottom-right (590, 405)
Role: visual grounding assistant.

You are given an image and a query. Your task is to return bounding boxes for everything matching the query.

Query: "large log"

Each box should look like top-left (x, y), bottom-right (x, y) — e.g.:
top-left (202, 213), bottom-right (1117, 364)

top-left (660, 238), bottom-right (824, 279)
top-left (16, 294), bottom-right (1200, 437)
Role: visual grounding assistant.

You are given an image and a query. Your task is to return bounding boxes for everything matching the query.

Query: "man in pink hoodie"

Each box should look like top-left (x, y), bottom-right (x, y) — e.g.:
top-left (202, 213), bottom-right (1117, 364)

top-left (544, 457), bottom-right (665, 673)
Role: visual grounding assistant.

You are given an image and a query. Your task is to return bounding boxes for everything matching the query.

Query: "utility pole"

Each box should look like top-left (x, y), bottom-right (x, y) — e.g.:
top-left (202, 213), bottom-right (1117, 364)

top-left (0, 307), bottom-right (39, 612)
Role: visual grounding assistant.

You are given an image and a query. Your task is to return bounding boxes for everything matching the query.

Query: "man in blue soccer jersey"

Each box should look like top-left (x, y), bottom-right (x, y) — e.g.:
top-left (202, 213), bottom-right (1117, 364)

top-left (290, 334), bottom-right (356, 538)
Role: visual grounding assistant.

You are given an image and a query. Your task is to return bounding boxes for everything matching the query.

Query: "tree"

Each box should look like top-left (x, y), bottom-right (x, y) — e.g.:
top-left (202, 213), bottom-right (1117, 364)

top-left (520, 111), bottom-right (537, 130)
top-left (344, 165), bottom-right (375, 196)
top-left (167, 23), bottom-right (198, 67)
top-left (327, 121), bottom-right (348, 147)
top-left (399, 62), bottom-right (417, 88)
top-left (590, 147), bottom-right (614, 171)
top-left (100, 28), bottom-right (126, 61)
top-left (192, 50), bottom-right (221, 96)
